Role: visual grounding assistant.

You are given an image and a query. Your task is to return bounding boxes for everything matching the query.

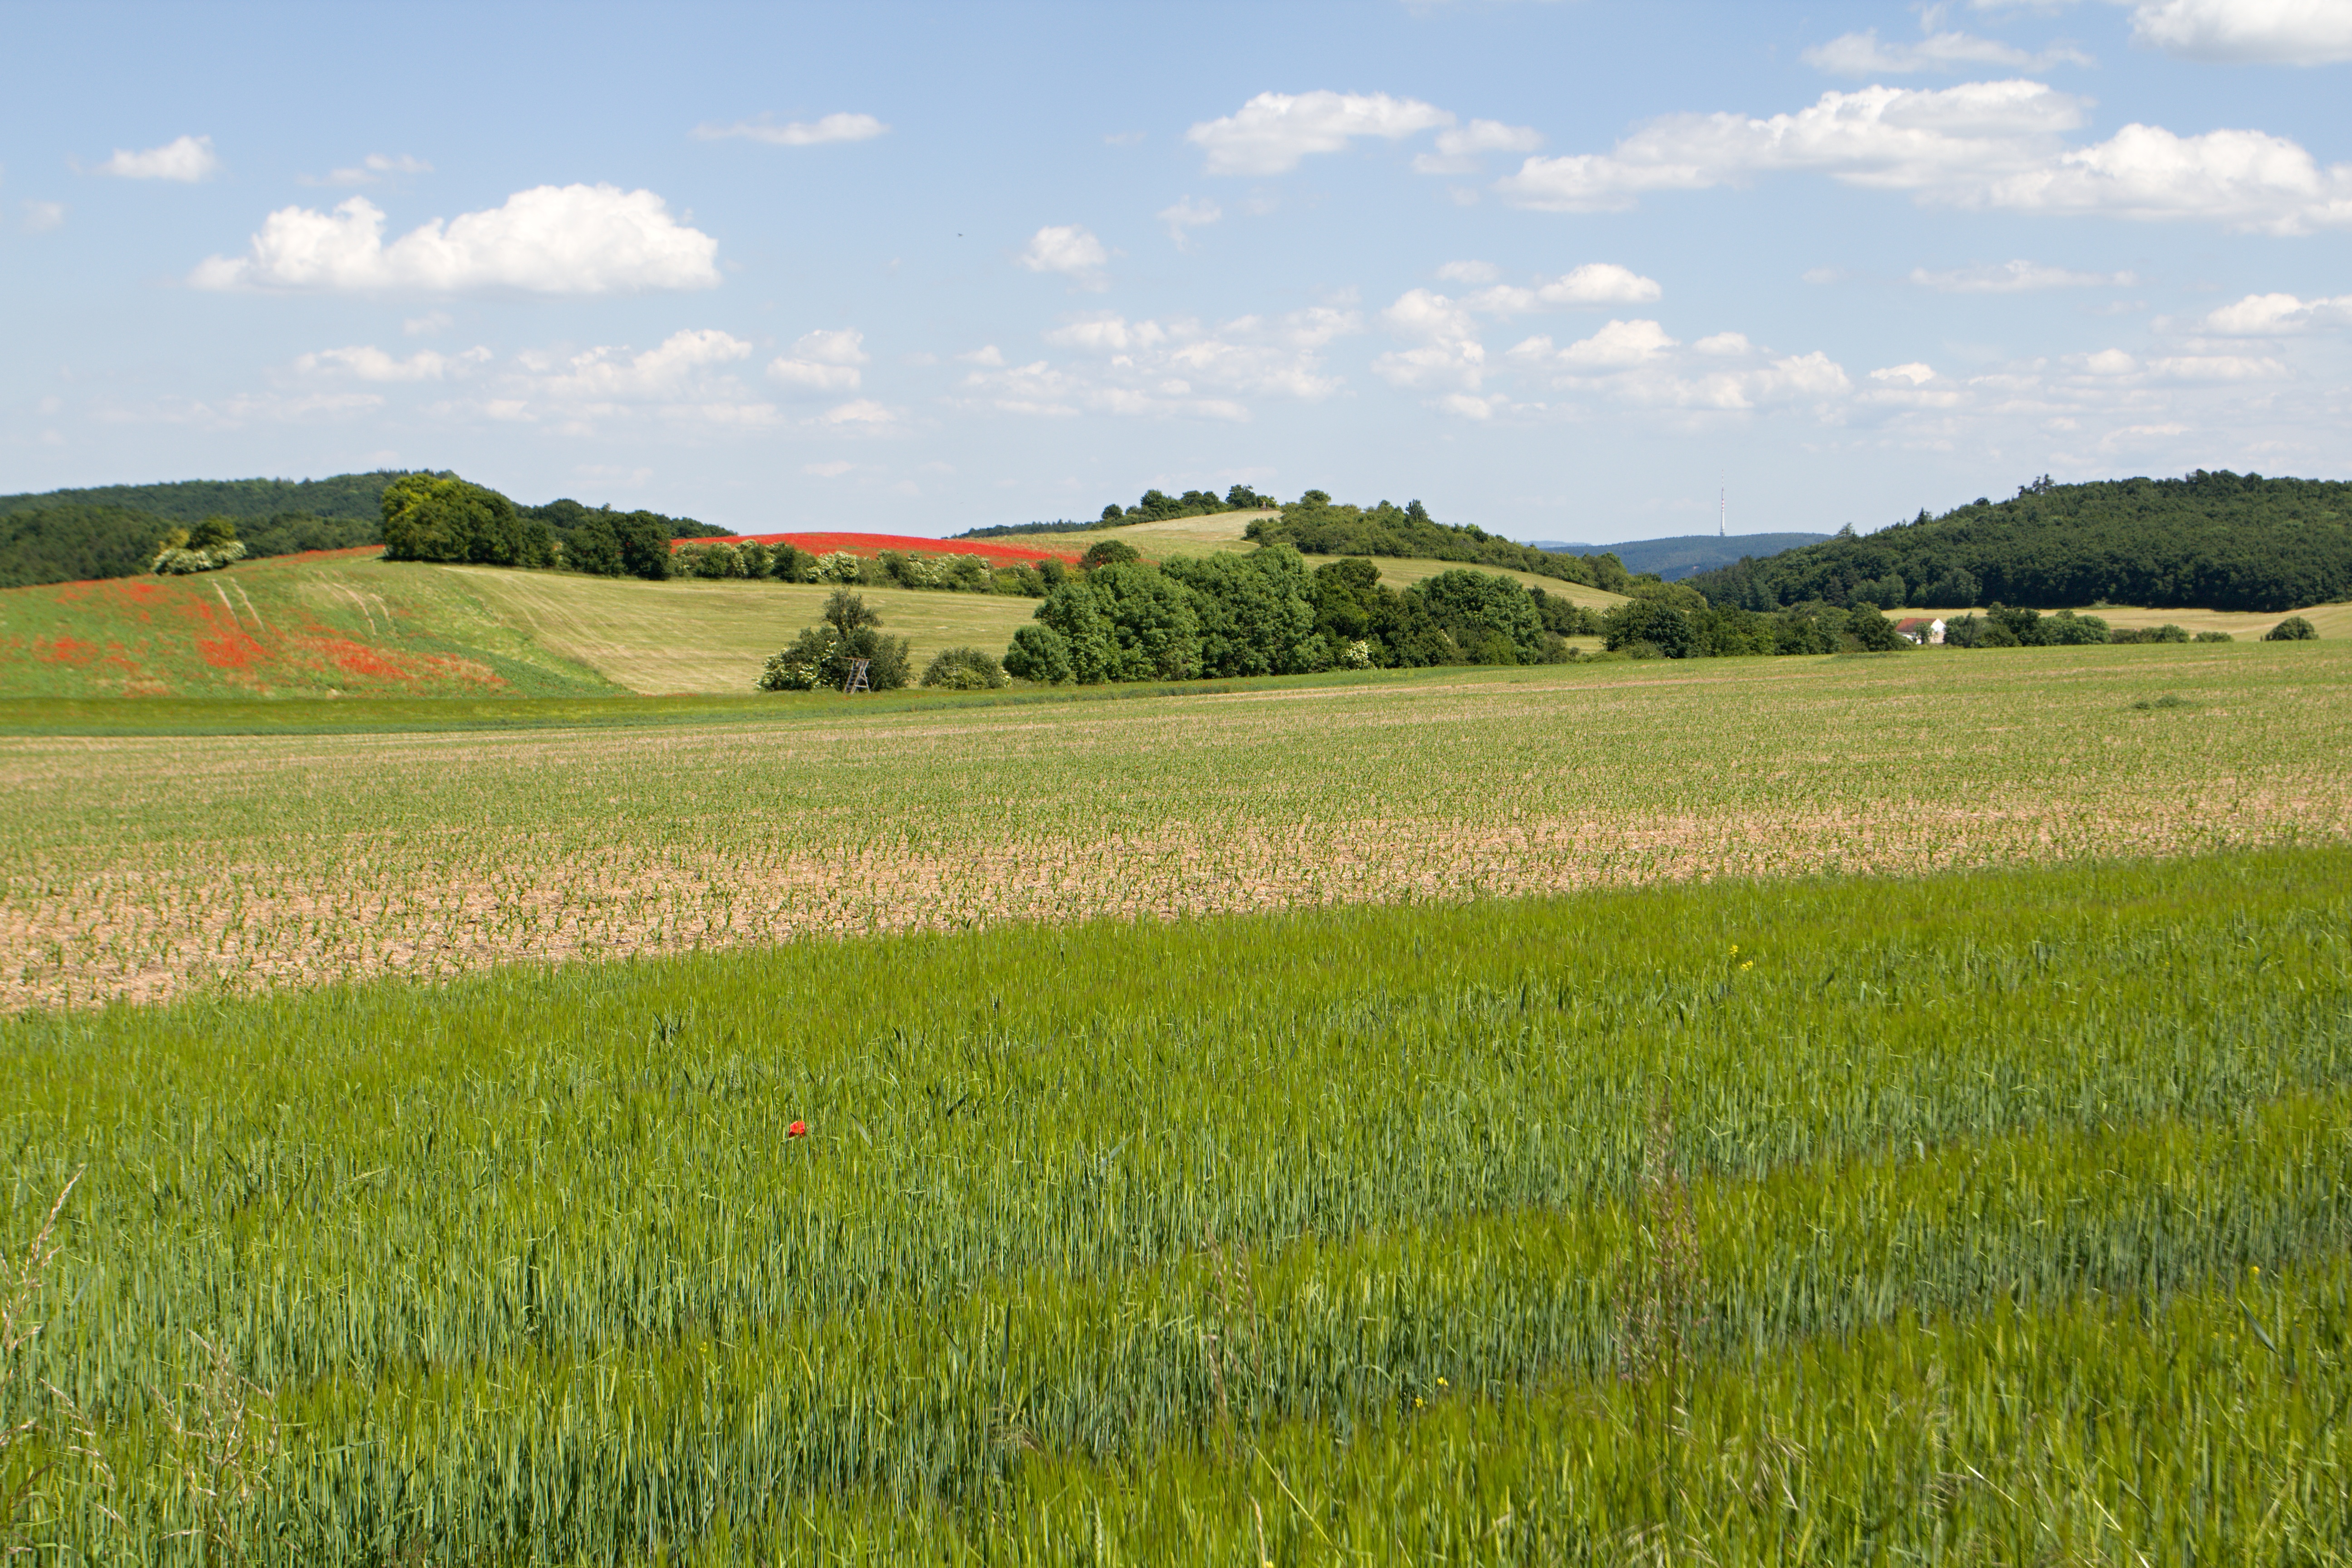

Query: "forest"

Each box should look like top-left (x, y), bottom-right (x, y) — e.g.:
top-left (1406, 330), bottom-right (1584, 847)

top-left (0, 471), bottom-right (721, 589)
top-left (1246, 492), bottom-right (1634, 592)
top-left (1690, 470), bottom-right (2352, 613)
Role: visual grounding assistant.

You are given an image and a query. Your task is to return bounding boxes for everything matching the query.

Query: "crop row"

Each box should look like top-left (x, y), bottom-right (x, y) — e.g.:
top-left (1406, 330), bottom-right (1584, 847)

top-left (4, 639), bottom-right (2346, 1009)
top-left (1, 850), bottom-right (2347, 1559)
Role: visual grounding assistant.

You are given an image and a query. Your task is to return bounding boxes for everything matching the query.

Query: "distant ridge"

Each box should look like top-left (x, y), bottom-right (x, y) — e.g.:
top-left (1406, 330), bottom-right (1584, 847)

top-left (1528, 532), bottom-right (1833, 580)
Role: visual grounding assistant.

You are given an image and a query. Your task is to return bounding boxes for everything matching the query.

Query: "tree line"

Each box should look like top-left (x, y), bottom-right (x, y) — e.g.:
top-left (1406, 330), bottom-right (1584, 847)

top-left (994, 546), bottom-right (1611, 685)
top-left (379, 475), bottom-right (723, 577)
top-left (955, 485), bottom-right (1278, 540)
top-left (1689, 470), bottom-right (2352, 615)
top-left (1245, 492), bottom-right (1635, 593)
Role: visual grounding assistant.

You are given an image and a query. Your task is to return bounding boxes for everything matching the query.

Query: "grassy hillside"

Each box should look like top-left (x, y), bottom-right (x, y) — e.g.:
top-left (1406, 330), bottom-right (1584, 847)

top-left (0, 549), bottom-right (617, 698)
top-left (440, 566), bottom-right (1043, 692)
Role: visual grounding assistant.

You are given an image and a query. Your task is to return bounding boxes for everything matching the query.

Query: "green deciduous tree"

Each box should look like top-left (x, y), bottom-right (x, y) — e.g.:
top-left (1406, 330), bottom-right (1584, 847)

top-left (381, 474), bottom-right (554, 568)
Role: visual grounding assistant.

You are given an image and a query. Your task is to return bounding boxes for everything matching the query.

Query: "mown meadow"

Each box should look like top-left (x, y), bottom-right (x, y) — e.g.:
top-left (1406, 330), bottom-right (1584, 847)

top-left (2, 848), bottom-right (2349, 1561)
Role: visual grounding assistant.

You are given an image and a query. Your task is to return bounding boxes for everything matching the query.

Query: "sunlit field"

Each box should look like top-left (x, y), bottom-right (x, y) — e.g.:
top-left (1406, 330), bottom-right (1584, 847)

top-left (3, 849), bottom-right (2348, 1560)
top-left (0, 638), bottom-right (2343, 1011)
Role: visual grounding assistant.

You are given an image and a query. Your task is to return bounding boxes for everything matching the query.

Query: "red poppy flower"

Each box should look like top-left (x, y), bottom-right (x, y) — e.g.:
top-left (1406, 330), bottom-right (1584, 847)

top-left (788, 1121), bottom-right (808, 1138)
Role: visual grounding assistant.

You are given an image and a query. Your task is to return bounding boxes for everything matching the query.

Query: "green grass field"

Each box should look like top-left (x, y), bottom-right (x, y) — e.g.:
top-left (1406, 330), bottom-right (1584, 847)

top-left (436, 564), bottom-right (1045, 693)
top-left (4, 849), bottom-right (2349, 1560)
top-left (3, 556), bottom-right (2350, 1560)
top-left (1, 640), bottom-right (2344, 1012)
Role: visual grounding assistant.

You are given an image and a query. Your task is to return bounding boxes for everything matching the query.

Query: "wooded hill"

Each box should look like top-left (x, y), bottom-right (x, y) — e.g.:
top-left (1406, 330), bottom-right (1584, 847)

top-left (1532, 532), bottom-right (1833, 580)
top-left (0, 472), bottom-right (721, 590)
top-left (0, 473), bottom-right (412, 589)
top-left (1690, 471), bottom-right (2352, 614)
top-left (1246, 492), bottom-right (1633, 593)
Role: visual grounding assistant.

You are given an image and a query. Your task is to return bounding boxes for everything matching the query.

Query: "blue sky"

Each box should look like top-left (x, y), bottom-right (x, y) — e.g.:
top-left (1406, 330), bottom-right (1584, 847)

top-left (3, 0), bottom-right (2348, 542)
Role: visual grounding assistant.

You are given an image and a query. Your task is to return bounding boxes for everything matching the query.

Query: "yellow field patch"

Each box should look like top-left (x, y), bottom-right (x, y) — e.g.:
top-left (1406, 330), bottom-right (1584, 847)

top-left (435, 567), bottom-right (1043, 693)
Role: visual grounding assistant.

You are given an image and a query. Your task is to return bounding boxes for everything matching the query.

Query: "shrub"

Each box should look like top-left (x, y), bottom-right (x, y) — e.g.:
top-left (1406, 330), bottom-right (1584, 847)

top-left (1003, 623), bottom-right (1074, 683)
top-left (2042, 609), bottom-right (2111, 645)
top-left (2265, 615), bottom-right (2319, 641)
top-left (921, 647), bottom-right (1009, 690)
top-left (757, 594), bottom-right (911, 691)
top-left (1846, 603), bottom-right (1906, 652)
top-left (813, 550), bottom-right (865, 583)
top-left (2193, 630), bottom-right (2234, 642)
top-left (152, 518), bottom-right (249, 575)
top-left (678, 542), bottom-right (746, 579)
top-left (1080, 539), bottom-right (1140, 571)
top-left (1603, 599), bottom-right (1695, 658)
top-left (1416, 569), bottom-right (1547, 663)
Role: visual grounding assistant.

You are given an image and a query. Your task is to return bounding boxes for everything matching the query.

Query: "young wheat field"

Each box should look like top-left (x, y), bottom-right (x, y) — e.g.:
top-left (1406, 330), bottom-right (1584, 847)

top-left (2, 850), bottom-right (2349, 1560)
top-left (0, 641), bottom-right (2342, 1012)
top-left (1, 637), bottom-right (2348, 1563)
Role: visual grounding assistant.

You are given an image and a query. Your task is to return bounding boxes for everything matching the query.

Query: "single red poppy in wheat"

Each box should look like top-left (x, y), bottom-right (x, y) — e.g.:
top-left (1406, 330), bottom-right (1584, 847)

top-left (788, 1120), bottom-right (808, 1138)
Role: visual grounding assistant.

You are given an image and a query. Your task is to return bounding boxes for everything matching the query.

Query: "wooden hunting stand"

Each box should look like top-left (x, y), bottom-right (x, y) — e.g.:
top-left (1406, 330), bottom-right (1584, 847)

top-left (842, 657), bottom-right (872, 695)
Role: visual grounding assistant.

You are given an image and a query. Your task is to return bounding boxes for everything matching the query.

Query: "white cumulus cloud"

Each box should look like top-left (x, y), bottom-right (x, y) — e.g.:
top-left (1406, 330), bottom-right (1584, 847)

top-left (2198, 290), bottom-right (2352, 333)
top-left (1506, 323), bottom-right (1851, 412)
top-left (92, 134), bottom-right (219, 181)
top-left (694, 112), bottom-right (890, 145)
top-left (1911, 259), bottom-right (2137, 290)
top-left (1186, 91), bottom-right (1455, 176)
top-left (1462, 263), bottom-right (1664, 314)
top-left (21, 201), bottom-right (64, 233)
top-left (1373, 289), bottom-right (1487, 390)
top-left (1018, 224), bottom-right (1110, 288)
top-left (534, 329), bottom-right (755, 400)
top-left (190, 185), bottom-right (721, 294)
top-left (768, 328), bottom-right (870, 393)
top-left (2128, 0), bottom-right (2352, 64)
top-left (1493, 78), bottom-right (2352, 232)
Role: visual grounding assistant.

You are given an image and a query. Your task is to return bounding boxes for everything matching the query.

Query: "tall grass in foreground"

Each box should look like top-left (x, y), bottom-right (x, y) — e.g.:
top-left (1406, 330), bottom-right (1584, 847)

top-left (0, 849), bottom-right (2347, 1560)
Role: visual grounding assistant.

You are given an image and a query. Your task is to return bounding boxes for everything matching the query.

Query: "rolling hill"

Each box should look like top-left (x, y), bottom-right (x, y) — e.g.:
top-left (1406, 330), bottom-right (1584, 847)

top-left (1529, 532), bottom-right (1834, 579)
top-left (1690, 471), bottom-right (2352, 613)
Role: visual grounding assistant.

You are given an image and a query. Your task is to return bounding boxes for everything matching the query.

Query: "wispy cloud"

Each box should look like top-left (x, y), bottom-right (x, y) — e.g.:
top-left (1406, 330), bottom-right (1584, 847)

top-left (693, 113), bottom-right (889, 146)
top-left (1910, 260), bottom-right (2136, 291)
top-left (1803, 28), bottom-right (2091, 75)
top-left (302, 152), bottom-right (432, 187)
